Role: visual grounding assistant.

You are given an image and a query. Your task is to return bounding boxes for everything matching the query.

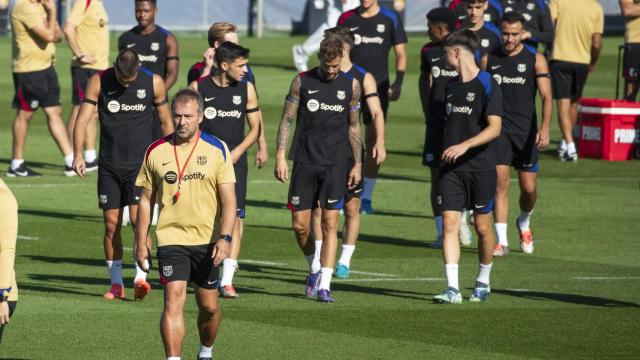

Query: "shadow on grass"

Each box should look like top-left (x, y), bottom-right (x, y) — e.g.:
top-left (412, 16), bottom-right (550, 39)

top-left (22, 255), bottom-right (115, 267)
top-left (19, 282), bottom-right (103, 299)
top-left (385, 149), bottom-right (423, 157)
top-left (18, 209), bottom-right (102, 222)
top-left (245, 199), bottom-right (287, 211)
top-left (493, 289), bottom-right (640, 307)
top-left (0, 157), bottom-right (61, 170)
top-left (378, 173), bottom-right (428, 183)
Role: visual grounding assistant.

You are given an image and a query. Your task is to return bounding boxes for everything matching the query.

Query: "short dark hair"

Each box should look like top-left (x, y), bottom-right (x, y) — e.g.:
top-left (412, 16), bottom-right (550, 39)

top-left (502, 11), bottom-right (526, 25)
top-left (135, 0), bottom-right (156, 5)
top-left (442, 29), bottom-right (479, 53)
top-left (426, 7), bottom-right (457, 32)
top-left (214, 42), bottom-right (250, 66)
top-left (318, 37), bottom-right (343, 62)
top-left (172, 88), bottom-right (204, 114)
top-left (115, 48), bottom-right (140, 78)
top-left (463, 0), bottom-right (487, 4)
top-left (324, 25), bottom-right (354, 49)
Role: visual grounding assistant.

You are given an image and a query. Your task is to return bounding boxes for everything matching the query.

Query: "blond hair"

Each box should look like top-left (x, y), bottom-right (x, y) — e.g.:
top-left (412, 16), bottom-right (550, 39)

top-left (208, 22), bottom-right (238, 48)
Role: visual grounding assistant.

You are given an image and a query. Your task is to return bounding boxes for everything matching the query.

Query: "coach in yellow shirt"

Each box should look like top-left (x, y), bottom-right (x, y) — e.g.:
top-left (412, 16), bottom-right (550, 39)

top-left (548, 0), bottom-right (604, 162)
top-left (620, 0), bottom-right (640, 101)
top-left (9, 0), bottom-right (74, 177)
top-left (135, 88), bottom-right (236, 360)
top-left (63, 0), bottom-right (110, 172)
top-left (0, 179), bottom-right (18, 344)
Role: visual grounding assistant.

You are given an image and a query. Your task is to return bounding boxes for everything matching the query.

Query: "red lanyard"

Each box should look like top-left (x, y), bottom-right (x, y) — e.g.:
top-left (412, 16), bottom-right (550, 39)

top-left (172, 131), bottom-right (200, 203)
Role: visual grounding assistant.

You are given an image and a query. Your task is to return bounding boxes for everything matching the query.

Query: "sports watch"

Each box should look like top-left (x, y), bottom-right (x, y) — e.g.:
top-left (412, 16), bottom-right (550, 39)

top-left (220, 234), bottom-right (232, 244)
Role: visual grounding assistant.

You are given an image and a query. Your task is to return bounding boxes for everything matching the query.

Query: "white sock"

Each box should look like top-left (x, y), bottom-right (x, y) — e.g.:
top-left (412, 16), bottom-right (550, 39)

top-left (362, 177), bottom-right (377, 201)
top-left (311, 240), bottom-right (322, 273)
top-left (338, 244), bottom-right (356, 267)
top-left (319, 267), bottom-right (333, 290)
top-left (306, 255), bottom-right (315, 273)
top-left (106, 260), bottom-right (123, 286)
top-left (445, 263), bottom-right (459, 290)
top-left (560, 139), bottom-right (567, 150)
top-left (64, 153), bottom-right (74, 167)
top-left (10, 159), bottom-right (24, 170)
top-left (84, 149), bottom-right (97, 163)
top-left (495, 223), bottom-right (508, 246)
top-left (167, 357), bottom-right (181, 360)
top-left (134, 260), bottom-right (149, 282)
top-left (220, 259), bottom-right (237, 286)
top-left (198, 345), bottom-right (213, 358)
top-left (518, 210), bottom-right (533, 230)
top-left (460, 210), bottom-right (468, 225)
top-left (434, 216), bottom-right (443, 237)
top-left (476, 263), bottom-right (493, 285)
top-left (567, 142), bottom-right (577, 154)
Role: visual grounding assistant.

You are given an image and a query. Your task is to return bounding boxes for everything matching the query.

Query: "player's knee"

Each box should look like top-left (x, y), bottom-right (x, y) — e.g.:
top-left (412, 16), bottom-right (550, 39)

top-left (344, 199), bottom-right (359, 218)
top-left (321, 216), bottom-right (338, 233)
top-left (103, 219), bottom-right (120, 240)
top-left (198, 301), bottom-right (219, 318)
top-left (442, 217), bottom-right (460, 234)
top-left (474, 220), bottom-right (492, 237)
top-left (496, 177), bottom-right (510, 194)
top-left (292, 220), bottom-right (310, 238)
top-left (520, 182), bottom-right (537, 197)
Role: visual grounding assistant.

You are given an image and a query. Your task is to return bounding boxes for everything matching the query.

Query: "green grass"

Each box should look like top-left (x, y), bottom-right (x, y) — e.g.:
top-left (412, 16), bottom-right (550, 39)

top-left (0, 33), bottom-right (639, 359)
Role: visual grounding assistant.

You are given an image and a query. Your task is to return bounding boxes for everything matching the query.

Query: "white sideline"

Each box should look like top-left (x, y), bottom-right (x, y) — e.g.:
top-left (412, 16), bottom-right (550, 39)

top-left (349, 270), bottom-right (397, 277)
top-left (335, 277), bottom-right (443, 282)
top-left (239, 259), bottom-right (287, 266)
top-left (18, 235), bottom-right (39, 240)
top-left (573, 276), bottom-right (640, 280)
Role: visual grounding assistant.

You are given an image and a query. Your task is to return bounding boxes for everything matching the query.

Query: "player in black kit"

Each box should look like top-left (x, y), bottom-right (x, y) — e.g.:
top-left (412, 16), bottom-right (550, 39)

top-left (502, 0), bottom-right (554, 51)
top-left (338, 0), bottom-right (407, 214)
top-left (482, 12), bottom-right (551, 256)
top-left (463, 0), bottom-right (502, 57)
top-left (190, 42), bottom-right (260, 299)
top-left (275, 37), bottom-right (362, 303)
top-left (72, 49), bottom-right (174, 301)
top-left (432, 29), bottom-right (502, 305)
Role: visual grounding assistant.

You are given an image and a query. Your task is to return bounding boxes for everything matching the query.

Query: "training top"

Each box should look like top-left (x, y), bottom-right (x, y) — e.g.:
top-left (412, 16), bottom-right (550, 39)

top-left (0, 178), bottom-right (18, 302)
top-left (473, 21), bottom-right (502, 57)
top-left (503, 0), bottom-right (554, 49)
top-left (97, 67), bottom-right (157, 168)
top-left (67, 0), bottom-right (109, 70)
top-left (549, 0), bottom-right (604, 65)
top-left (289, 69), bottom-right (354, 165)
top-left (11, 0), bottom-right (55, 73)
top-left (338, 6), bottom-right (408, 84)
top-left (442, 71), bottom-right (503, 172)
top-left (487, 45), bottom-right (538, 137)
top-left (136, 132), bottom-right (236, 247)
top-left (196, 76), bottom-right (250, 167)
top-left (119, 25), bottom-right (171, 78)
top-left (420, 42), bottom-right (459, 127)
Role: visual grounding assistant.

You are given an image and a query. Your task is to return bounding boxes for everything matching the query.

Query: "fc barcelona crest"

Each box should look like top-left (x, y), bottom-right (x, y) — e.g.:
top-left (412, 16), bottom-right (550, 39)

top-left (481, 39), bottom-right (489, 48)
top-left (137, 89), bottom-right (146, 99)
top-left (517, 64), bottom-right (527, 73)
top-left (233, 95), bottom-right (242, 105)
top-left (466, 92), bottom-right (475, 102)
top-left (337, 90), bottom-right (346, 100)
top-left (197, 156), bottom-right (207, 165)
top-left (162, 265), bottom-right (173, 277)
top-left (377, 24), bottom-right (385, 33)
top-left (151, 42), bottom-right (160, 51)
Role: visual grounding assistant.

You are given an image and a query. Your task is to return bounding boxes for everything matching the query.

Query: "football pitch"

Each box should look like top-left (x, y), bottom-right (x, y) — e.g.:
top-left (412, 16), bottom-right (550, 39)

top-left (0, 33), bottom-right (639, 359)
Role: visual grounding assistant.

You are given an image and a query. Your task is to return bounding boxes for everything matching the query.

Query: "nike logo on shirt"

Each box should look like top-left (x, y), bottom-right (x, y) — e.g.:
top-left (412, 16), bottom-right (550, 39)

top-left (328, 199), bottom-right (339, 204)
top-left (205, 97), bottom-right (215, 102)
top-left (308, 90), bottom-right (319, 94)
top-left (127, 43), bottom-right (136, 48)
top-left (162, 161), bottom-right (172, 166)
top-left (491, 65), bottom-right (501, 70)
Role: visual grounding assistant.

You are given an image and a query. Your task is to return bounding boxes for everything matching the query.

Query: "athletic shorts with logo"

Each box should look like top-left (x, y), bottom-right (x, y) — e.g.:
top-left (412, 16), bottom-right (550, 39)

top-left (71, 67), bottom-right (100, 105)
top-left (97, 164), bottom-right (142, 210)
top-left (288, 162), bottom-right (347, 211)
top-left (550, 60), bottom-right (589, 100)
top-left (624, 43), bottom-right (640, 81)
top-left (438, 170), bottom-right (496, 214)
top-left (157, 244), bottom-right (219, 289)
top-left (234, 164), bottom-right (248, 218)
top-left (362, 80), bottom-right (390, 125)
top-left (494, 132), bottom-right (539, 172)
top-left (12, 66), bottom-right (61, 111)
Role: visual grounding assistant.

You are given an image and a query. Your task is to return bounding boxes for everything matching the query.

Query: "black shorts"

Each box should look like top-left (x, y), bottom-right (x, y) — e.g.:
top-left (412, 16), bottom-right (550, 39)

top-left (438, 170), bottom-right (496, 214)
top-left (345, 147), bottom-right (365, 201)
top-left (71, 67), bottom-right (100, 105)
top-left (287, 162), bottom-right (347, 211)
top-left (97, 164), bottom-right (142, 210)
top-left (234, 165), bottom-right (247, 218)
top-left (423, 123), bottom-right (445, 167)
top-left (157, 244), bottom-right (219, 289)
top-left (550, 60), bottom-right (589, 100)
top-left (624, 43), bottom-right (640, 81)
top-left (12, 66), bottom-right (61, 111)
top-left (363, 80), bottom-right (390, 125)
top-left (494, 132), bottom-right (539, 172)
top-left (0, 301), bottom-right (17, 344)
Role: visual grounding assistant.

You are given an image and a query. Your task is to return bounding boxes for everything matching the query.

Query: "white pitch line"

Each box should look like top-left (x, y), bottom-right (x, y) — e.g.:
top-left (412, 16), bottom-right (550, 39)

top-left (335, 277), bottom-right (443, 283)
top-left (573, 276), bottom-right (640, 280)
top-left (9, 183), bottom-right (83, 188)
top-left (240, 259), bottom-right (287, 266)
top-left (18, 235), bottom-right (39, 240)
top-left (349, 270), bottom-right (396, 277)
top-left (505, 288), bottom-right (532, 292)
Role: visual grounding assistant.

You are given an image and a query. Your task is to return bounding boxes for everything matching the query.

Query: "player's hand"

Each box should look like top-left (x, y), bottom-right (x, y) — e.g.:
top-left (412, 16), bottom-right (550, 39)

top-left (230, 148), bottom-right (241, 164)
top-left (79, 54), bottom-right (97, 65)
top-left (203, 48), bottom-right (215, 70)
top-left (0, 301), bottom-right (10, 326)
top-left (274, 157), bottom-right (289, 183)
top-left (589, 64), bottom-right (597, 73)
top-left (388, 82), bottom-right (402, 102)
top-left (348, 164), bottom-right (362, 190)
top-left (255, 147), bottom-right (269, 168)
top-left (442, 143), bottom-right (470, 163)
top-left (521, 31), bottom-right (532, 40)
top-left (211, 239), bottom-right (230, 267)
top-left (135, 244), bottom-right (151, 273)
top-left (72, 156), bottom-right (86, 178)
top-left (536, 126), bottom-right (551, 150)
top-left (372, 141), bottom-right (387, 165)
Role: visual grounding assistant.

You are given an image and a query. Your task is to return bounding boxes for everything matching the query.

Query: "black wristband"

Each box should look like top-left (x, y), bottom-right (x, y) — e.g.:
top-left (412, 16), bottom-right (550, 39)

top-left (220, 234), bottom-right (232, 243)
top-left (394, 71), bottom-right (405, 85)
top-left (83, 98), bottom-right (98, 106)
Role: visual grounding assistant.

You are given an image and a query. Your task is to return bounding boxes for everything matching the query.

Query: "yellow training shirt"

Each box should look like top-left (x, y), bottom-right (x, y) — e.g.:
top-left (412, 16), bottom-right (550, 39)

top-left (626, 16), bottom-right (640, 44)
top-left (549, 0), bottom-right (604, 65)
top-left (0, 179), bottom-right (18, 302)
top-left (11, 0), bottom-right (55, 73)
top-left (136, 132), bottom-right (236, 247)
top-left (66, 0), bottom-right (109, 70)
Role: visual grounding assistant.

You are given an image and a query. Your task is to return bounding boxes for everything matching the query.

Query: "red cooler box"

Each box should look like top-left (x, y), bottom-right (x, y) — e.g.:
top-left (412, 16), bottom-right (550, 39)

top-left (577, 98), bottom-right (640, 161)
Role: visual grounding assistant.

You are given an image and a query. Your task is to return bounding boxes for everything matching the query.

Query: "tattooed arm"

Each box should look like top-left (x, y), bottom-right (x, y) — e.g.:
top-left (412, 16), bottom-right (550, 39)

top-left (274, 75), bottom-right (301, 183)
top-left (347, 78), bottom-right (362, 189)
